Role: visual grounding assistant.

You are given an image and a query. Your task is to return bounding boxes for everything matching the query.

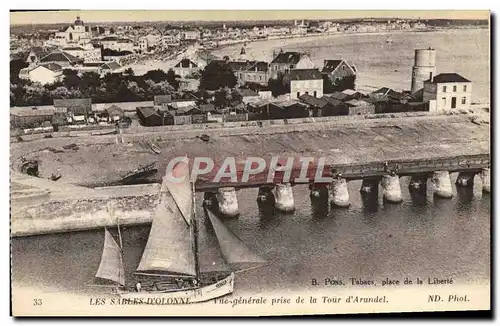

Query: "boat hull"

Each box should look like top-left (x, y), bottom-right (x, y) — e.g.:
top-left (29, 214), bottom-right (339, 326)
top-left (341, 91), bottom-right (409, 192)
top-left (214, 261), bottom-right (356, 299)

top-left (119, 273), bottom-right (234, 304)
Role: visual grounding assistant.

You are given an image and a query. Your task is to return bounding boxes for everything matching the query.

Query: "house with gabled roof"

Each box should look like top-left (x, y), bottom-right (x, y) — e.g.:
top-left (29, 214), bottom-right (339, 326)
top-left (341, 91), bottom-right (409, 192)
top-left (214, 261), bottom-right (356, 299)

top-left (18, 63), bottom-right (63, 85)
top-left (238, 61), bottom-right (270, 86)
top-left (270, 50), bottom-right (315, 78)
top-left (24, 47), bottom-right (55, 65)
top-left (285, 68), bottom-right (324, 100)
top-left (321, 59), bottom-right (357, 85)
top-left (53, 98), bottom-right (92, 118)
top-left (174, 58), bottom-right (202, 78)
top-left (39, 50), bottom-right (84, 67)
top-left (100, 61), bottom-right (124, 74)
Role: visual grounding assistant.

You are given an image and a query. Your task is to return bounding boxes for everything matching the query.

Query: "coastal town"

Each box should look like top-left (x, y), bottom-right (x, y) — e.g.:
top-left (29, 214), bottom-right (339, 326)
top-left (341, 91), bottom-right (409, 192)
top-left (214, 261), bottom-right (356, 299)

top-left (10, 16), bottom-right (488, 133)
top-left (9, 11), bottom-right (491, 317)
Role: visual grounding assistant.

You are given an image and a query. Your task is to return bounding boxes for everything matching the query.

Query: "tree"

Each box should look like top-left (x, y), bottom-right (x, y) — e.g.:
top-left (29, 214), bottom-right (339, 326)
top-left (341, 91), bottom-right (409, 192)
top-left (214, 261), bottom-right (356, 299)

top-left (10, 59), bottom-right (28, 84)
top-left (50, 86), bottom-right (73, 99)
top-left (213, 89), bottom-right (229, 109)
top-left (62, 69), bottom-right (81, 89)
top-left (124, 67), bottom-right (135, 77)
top-left (268, 73), bottom-right (289, 97)
top-left (322, 75), bottom-right (336, 94)
top-left (143, 69), bottom-right (168, 83)
top-left (80, 72), bottom-right (101, 97)
top-left (166, 69), bottom-right (179, 90)
top-left (230, 89), bottom-right (243, 104)
top-left (199, 62), bottom-right (237, 91)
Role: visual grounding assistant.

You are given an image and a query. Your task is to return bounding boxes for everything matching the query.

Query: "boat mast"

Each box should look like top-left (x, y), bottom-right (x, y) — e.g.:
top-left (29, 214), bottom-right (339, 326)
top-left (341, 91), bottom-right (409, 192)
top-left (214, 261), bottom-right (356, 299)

top-left (191, 179), bottom-right (200, 283)
top-left (109, 201), bottom-right (125, 287)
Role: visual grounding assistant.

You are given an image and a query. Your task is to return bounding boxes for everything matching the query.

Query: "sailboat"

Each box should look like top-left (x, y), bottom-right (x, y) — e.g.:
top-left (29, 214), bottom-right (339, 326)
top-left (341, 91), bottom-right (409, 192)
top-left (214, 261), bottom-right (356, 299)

top-left (94, 161), bottom-right (266, 304)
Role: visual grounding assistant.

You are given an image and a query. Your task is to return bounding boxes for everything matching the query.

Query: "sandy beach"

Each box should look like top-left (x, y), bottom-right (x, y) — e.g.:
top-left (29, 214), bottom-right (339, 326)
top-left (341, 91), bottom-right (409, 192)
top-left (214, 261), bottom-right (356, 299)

top-left (117, 28), bottom-right (489, 102)
top-left (211, 28), bottom-right (489, 102)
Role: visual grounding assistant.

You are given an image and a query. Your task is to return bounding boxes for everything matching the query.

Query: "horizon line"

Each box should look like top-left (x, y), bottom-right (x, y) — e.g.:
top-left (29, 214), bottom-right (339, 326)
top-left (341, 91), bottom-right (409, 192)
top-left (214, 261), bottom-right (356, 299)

top-left (10, 10), bottom-right (490, 25)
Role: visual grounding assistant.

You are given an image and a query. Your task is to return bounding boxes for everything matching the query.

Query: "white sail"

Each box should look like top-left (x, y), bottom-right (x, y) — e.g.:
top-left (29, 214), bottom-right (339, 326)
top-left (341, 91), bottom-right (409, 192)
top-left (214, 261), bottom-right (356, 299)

top-left (163, 160), bottom-right (193, 225)
top-left (95, 228), bottom-right (125, 286)
top-left (205, 208), bottom-right (266, 272)
top-left (136, 186), bottom-right (196, 278)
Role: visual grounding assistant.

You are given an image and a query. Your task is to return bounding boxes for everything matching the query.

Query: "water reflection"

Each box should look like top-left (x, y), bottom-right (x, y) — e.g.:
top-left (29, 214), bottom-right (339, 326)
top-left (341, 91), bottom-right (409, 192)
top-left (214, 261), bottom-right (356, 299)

top-left (360, 192), bottom-right (379, 214)
top-left (455, 186), bottom-right (475, 214)
top-left (310, 190), bottom-right (329, 220)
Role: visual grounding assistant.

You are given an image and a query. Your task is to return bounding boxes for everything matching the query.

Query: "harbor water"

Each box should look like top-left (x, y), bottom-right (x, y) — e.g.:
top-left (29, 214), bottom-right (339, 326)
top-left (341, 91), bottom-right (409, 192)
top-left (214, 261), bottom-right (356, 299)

top-left (11, 173), bottom-right (490, 295)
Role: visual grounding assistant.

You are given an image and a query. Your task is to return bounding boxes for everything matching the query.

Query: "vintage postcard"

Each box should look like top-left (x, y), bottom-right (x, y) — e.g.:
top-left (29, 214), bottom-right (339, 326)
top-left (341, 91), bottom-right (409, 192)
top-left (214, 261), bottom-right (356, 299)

top-left (10, 9), bottom-right (490, 316)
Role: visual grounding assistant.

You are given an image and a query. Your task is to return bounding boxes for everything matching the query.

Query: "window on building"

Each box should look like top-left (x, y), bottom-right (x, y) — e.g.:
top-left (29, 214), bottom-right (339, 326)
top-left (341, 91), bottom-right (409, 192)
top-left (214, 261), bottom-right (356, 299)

top-left (314, 91), bottom-right (317, 98)
top-left (462, 97), bottom-right (467, 104)
top-left (297, 92), bottom-right (300, 98)
top-left (453, 85), bottom-right (457, 92)
top-left (259, 76), bottom-right (262, 81)
top-left (305, 91), bottom-right (309, 95)
top-left (442, 97), bottom-right (447, 106)
top-left (463, 85), bottom-right (467, 92)
top-left (442, 86), bottom-right (447, 92)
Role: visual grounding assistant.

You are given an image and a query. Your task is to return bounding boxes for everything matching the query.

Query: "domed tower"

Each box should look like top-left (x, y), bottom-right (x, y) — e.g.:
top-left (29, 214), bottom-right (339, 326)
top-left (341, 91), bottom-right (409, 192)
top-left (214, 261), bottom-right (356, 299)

top-left (411, 48), bottom-right (436, 94)
top-left (74, 15), bottom-right (85, 33)
top-left (74, 16), bottom-right (84, 26)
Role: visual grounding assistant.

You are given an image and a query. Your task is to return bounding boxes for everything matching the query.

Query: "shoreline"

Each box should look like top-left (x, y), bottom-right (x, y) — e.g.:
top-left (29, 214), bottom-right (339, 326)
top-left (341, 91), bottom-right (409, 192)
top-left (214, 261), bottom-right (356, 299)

top-left (124, 26), bottom-right (486, 76)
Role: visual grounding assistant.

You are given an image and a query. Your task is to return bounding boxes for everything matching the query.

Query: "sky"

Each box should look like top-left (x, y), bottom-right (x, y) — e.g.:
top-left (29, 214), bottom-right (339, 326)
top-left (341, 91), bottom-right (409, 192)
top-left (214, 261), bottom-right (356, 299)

top-left (10, 10), bottom-right (490, 25)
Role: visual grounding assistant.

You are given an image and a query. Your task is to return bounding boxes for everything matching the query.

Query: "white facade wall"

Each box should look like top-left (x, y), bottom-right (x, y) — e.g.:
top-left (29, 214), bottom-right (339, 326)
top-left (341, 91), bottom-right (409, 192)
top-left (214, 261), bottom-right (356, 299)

top-left (27, 66), bottom-right (63, 85)
top-left (290, 79), bottom-right (323, 100)
top-left (423, 81), bottom-right (472, 111)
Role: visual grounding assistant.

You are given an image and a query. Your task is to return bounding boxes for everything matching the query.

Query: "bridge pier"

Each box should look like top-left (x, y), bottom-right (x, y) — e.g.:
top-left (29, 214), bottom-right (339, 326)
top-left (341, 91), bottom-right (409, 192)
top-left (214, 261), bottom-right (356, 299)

top-left (455, 172), bottom-right (476, 188)
top-left (257, 186), bottom-right (275, 204)
top-left (381, 174), bottom-right (403, 203)
top-left (409, 175), bottom-right (427, 192)
top-left (274, 183), bottom-right (295, 213)
top-left (481, 168), bottom-right (490, 193)
top-left (329, 178), bottom-right (350, 208)
top-left (360, 178), bottom-right (379, 194)
top-left (216, 187), bottom-right (239, 218)
top-left (431, 171), bottom-right (453, 199)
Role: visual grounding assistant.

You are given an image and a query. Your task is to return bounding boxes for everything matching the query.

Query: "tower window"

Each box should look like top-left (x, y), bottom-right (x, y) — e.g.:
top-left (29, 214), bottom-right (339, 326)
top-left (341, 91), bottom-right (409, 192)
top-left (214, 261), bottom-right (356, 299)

top-left (462, 97), bottom-right (467, 104)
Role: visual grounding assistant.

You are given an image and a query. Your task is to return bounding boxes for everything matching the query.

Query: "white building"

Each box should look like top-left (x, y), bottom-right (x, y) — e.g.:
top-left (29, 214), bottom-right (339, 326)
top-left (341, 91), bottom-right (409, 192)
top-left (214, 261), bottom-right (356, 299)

top-left (62, 44), bottom-right (102, 62)
top-left (423, 73), bottom-right (473, 111)
top-left (286, 69), bottom-right (324, 100)
top-left (182, 30), bottom-right (201, 41)
top-left (97, 36), bottom-right (135, 52)
top-left (54, 16), bottom-right (92, 45)
top-left (19, 63), bottom-right (63, 85)
top-left (139, 34), bottom-right (161, 52)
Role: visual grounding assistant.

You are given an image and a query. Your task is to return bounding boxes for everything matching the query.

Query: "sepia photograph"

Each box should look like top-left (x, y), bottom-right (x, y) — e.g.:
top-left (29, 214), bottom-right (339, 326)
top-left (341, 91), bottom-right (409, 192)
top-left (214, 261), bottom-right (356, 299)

top-left (8, 8), bottom-right (491, 316)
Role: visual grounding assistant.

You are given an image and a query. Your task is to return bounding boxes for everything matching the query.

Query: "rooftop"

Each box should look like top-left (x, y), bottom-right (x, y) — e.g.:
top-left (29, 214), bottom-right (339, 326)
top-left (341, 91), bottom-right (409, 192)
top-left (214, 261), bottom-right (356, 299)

top-left (287, 69), bottom-right (323, 81)
top-left (53, 98), bottom-right (92, 108)
top-left (321, 60), bottom-right (343, 73)
top-left (271, 51), bottom-right (305, 65)
top-left (429, 73), bottom-right (471, 83)
top-left (11, 107), bottom-right (55, 117)
top-left (40, 51), bottom-right (83, 64)
top-left (175, 58), bottom-right (197, 68)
